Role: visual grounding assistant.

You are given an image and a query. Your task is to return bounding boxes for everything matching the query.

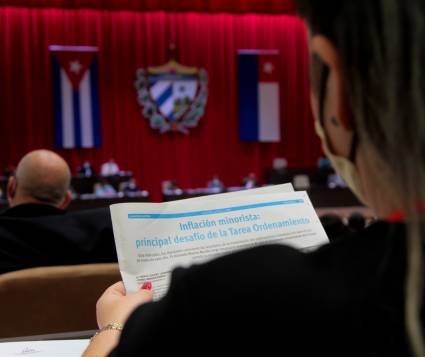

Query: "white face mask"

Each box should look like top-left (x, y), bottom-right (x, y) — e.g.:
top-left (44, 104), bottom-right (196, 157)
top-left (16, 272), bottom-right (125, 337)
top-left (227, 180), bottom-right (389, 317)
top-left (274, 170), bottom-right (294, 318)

top-left (314, 119), bottom-right (368, 205)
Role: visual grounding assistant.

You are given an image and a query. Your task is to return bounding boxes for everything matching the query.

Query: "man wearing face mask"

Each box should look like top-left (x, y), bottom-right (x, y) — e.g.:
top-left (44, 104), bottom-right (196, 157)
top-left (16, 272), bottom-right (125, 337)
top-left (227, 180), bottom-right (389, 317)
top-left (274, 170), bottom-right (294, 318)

top-left (83, 1), bottom-right (425, 356)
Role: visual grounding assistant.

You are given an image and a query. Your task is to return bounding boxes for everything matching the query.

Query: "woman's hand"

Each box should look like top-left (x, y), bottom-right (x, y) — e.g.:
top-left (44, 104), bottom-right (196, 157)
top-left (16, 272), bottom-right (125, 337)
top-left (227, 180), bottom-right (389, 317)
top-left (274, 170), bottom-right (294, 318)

top-left (83, 281), bottom-right (153, 357)
top-left (96, 281), bottom-right (154, 328)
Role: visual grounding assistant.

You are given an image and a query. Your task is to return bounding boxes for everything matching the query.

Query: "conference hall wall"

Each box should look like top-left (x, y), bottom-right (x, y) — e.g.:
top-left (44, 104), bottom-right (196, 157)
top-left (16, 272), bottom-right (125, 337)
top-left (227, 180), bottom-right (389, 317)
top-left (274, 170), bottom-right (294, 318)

top-left (0, 2), bottom-right (321, 200)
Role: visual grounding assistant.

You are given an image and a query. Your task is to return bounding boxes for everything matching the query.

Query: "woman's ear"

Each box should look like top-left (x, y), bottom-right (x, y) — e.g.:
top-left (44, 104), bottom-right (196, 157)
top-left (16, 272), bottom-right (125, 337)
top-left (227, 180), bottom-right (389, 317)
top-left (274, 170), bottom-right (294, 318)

top-left (309, 34), bottom-right (355, 158)
top-left (310, 35), bottom-right (352, 130)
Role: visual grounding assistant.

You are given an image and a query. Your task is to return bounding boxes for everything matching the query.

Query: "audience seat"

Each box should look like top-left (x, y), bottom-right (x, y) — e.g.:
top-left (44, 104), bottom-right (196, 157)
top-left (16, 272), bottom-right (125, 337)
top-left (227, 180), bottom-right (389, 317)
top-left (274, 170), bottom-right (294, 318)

top-left (0, 263), bottom-right (120, 338)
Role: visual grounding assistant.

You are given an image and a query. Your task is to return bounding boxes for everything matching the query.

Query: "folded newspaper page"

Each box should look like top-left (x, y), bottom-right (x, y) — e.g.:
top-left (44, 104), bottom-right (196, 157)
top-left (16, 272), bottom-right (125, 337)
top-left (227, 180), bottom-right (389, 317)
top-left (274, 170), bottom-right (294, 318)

top-left (110, 185), bottom-right (329, 299)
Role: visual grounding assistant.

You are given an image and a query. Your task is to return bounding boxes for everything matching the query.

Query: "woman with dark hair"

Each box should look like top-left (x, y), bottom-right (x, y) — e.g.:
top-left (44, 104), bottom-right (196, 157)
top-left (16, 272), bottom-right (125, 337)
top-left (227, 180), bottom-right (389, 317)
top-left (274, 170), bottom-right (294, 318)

top-left (83, 1), bottom-right (425, 356)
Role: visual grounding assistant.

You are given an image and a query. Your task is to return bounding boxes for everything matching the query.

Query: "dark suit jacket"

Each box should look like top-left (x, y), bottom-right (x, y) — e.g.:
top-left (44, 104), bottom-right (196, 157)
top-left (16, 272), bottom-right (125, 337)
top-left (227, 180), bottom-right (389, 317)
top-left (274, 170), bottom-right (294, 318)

top-left (0, 204), bottom-right (117, 274)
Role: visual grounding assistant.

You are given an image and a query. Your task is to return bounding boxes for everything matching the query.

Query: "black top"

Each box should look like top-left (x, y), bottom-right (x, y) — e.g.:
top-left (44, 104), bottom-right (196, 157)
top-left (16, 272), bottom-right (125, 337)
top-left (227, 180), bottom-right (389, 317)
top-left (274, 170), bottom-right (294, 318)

top-left (109, 221), bottom-right (419, 356)
top-left (0, 203), bottom-right (117, 274)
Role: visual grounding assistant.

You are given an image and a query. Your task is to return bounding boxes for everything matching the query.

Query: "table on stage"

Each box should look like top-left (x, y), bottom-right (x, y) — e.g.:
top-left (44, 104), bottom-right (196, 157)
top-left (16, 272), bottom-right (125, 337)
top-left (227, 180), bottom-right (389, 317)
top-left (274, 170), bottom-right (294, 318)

top-left (0, 192), bottom-right (150, 212)
top-left (163, 186), bottom-right (363, 208)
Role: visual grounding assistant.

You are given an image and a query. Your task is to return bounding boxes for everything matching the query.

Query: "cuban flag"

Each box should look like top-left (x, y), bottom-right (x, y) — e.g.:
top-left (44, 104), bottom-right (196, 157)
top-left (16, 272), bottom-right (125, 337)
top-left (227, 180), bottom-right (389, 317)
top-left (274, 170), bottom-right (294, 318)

top-left (50, 45), bottom-right (101, 149)
top-left (238, 50), bottom-right (281, 142)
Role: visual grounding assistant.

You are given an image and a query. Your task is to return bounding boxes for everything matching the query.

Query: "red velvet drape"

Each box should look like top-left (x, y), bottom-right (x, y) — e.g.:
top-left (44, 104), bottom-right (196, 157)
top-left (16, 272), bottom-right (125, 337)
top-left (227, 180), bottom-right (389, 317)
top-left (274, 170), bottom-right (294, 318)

top-left (0, 1), bottom-right (296, 14)
top-left (0, 7), bottom-right (321, 201)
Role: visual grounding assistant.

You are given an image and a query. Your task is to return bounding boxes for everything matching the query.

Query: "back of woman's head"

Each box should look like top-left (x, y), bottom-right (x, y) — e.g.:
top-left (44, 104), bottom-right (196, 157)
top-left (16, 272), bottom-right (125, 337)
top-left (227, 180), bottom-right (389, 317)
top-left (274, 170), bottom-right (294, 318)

top-left (294, 1), bottom-right (425, 356)
top-left (296, 0), bottom-right (425, 210)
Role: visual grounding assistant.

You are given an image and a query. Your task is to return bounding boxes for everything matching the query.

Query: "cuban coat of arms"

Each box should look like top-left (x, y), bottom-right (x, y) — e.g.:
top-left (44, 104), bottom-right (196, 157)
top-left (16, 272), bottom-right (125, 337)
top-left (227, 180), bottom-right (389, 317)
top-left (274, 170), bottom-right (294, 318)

top-left (135, 60), bottom-right (208, 134)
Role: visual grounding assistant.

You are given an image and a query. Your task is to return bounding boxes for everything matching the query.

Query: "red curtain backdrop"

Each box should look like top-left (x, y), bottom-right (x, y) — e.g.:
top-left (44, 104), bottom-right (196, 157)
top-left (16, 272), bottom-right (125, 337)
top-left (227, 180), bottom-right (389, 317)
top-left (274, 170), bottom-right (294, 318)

top-left (0, 1), bottom-right (296, 14)
top-left (0, 6), bottom-right (321, 201)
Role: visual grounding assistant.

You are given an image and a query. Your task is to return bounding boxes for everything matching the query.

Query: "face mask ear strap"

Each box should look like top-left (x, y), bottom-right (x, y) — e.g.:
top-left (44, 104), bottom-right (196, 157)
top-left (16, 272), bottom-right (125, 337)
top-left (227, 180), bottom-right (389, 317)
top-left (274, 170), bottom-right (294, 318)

top-left (318, 62), bottom-right (359, 164)
top-left (318, 64), bottom-right (330, 127)
top-left (348, 132), bottom-right (358, 163)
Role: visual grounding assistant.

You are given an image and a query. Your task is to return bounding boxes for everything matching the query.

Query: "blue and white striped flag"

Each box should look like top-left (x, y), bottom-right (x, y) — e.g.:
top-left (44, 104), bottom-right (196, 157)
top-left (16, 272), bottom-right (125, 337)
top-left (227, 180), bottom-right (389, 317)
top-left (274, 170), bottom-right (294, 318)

top-left (238, 50), bottom-right (281, 142)
top-left (50, 45), bottom-right (101, 149)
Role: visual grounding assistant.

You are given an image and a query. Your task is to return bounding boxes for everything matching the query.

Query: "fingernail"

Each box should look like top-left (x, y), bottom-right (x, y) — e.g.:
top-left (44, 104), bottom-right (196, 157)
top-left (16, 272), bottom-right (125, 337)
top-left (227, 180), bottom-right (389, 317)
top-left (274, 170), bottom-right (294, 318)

top-left (141, 282), bottom-right (152, 290)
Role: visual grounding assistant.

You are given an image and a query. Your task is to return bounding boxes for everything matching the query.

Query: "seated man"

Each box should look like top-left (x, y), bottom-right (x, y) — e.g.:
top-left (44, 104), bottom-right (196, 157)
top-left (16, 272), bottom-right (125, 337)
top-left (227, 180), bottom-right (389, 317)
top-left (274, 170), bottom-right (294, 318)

top-left (207, 175), bottom-right (225, 191)
top-left (242, 172), bottom-right (258, 189)
top-left (162, 180), bottom-right (183, 196)
top-left (100, 158), bottom-right (120, 176)
top-left (78, 160), bottom-right (94, 177)
top-left (0, 150), bottom-right (117, 274)
top-left (120, 178), bottom-right (140, 195)
top-left (94, 180), bottom-right (117, 198)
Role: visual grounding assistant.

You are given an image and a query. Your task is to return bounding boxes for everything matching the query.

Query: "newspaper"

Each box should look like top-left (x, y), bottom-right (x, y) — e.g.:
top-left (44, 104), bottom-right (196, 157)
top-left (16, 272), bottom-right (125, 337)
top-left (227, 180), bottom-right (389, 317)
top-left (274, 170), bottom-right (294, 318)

top-left (0, 340), bottom-right (89, 357)
top-left (110, 184), bottom-right (329, 299)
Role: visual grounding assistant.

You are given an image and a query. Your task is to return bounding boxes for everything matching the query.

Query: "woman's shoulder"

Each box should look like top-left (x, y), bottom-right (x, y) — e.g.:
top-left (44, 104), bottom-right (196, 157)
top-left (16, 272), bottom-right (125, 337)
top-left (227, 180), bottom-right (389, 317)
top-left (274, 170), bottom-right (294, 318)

top-left (313, 220), bottom-right (406, 269)
top-left (165, 220), bottom-right (406, 320)
top-left (184, 220), bottom-right (404, 280)
top-left (117, 221), bottom-right (408, 356)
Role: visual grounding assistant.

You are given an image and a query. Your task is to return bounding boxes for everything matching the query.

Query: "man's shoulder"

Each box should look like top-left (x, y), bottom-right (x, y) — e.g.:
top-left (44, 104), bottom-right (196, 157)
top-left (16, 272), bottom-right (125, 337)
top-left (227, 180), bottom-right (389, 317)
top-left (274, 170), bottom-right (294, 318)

top-left (0, 206), bottom-right (116, 274)
top-left (66, 207), bottom-right (112, 227)
top-left (0, 203), bottom-right (65, 218)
